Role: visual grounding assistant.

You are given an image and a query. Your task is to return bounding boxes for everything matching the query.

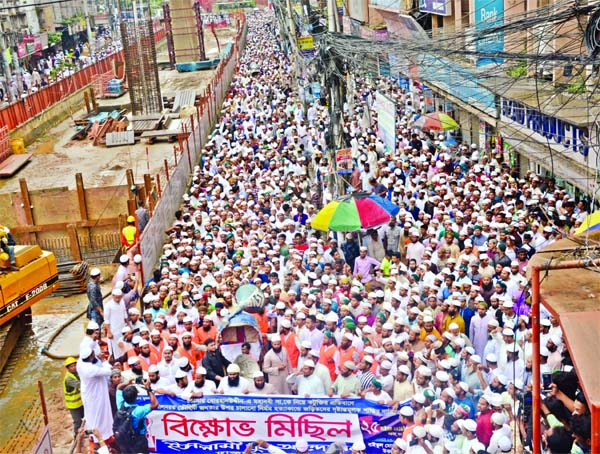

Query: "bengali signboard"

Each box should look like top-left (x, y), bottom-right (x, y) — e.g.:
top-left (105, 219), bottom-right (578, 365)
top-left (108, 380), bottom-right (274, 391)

top-left (17, 35), bottom-right (43, 58)
top-left (474, 0), bottom-right (504, 66)
top-left (336, 148), bottom-right (353, 174)
top-left (297, 36), bottom-right (315, 57)
top-left (145, 395), bottom-right (404, 453)
top-left (376, 93), bottom-right (396, 154)
top-left (419, 0), bottom-right (450, 16)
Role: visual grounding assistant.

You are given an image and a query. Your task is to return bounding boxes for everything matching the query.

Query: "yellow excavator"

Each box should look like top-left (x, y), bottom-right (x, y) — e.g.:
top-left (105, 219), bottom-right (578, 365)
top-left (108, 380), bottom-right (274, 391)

top-left (0, 244), bottom-right (59, 326)
top-left (0, 234), bottom-right (59, 374)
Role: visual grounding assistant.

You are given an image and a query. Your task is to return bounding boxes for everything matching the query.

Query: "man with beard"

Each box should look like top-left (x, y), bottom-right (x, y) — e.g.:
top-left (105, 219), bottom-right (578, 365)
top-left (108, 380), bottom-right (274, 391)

top-left (328, 361), bottom-right (361, 398)
top-left (195, 317), bottom-right (216, 345)
top-left (392, 364), bottom-right (414, 404)
top-left (114, 326), bottom-right (134, 359)
top-left (469, 302), bottom-right (492, 357)
top-left (157, 346), bottom-right (177, 385)
top-left (356, 356), bottom-right (376, 390)
top-left (262, 334), bottom-right (291, 394)
top-left (77, 346), bottom-right (114, 442)
top-left (122, 356), bottom-right (146, 383)
top-left (247, 371), bottom-right (278, 395)
top-left (442, 300), bottom-right (465, 333)
top-left (156, 369), bottom-right (189, 397)
top-left (202, 337), bottom-right (230, 385)
top-left (147, 364), bottom-right (170, 391)
top-left (137, 339), bottom-right (158, 370)
top-left (338, 333), bottom-right (360, 366)
top-left (149, 329), bottom-right (164, 359)
top-left (178, 332), bottom-right (203, 369)
top-left (217, 364), bottom-right (249, 395)
top-left (233, 342), bottom-right (260, 379)
top-left (182, 367), bottom-right (216, 399)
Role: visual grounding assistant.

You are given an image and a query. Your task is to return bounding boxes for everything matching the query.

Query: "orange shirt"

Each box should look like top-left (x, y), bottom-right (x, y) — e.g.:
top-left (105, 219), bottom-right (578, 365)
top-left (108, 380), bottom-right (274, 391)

top-left (319, 344), bottom-right (339, 381)
top-left (195, 325), bottom-right (217, 345)
top-left (252, 312), bottom-right (269, 334)
top-left (177, 344), bottom-right (201, 369)
top-left (149, 340), bottom-right (165, 359)
top-left (282, 331), bottom-right (300, 369)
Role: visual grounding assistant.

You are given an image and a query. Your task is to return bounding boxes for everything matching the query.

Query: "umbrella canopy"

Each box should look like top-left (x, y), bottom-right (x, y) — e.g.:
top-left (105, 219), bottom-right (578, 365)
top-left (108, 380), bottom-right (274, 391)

top-left (413, 112), bottom-right (459, 131)
top-left (312, 192), bottom-right (400, 232)
top-left (575, 211), bottom-right (600, 235)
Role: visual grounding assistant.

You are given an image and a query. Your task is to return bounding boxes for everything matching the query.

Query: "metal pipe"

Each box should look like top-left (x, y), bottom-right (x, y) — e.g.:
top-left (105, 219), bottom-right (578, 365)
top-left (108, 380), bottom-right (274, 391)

top-left (531, 265), bottom-right (541, 454)
top-left (530, 256), bottom-right (600, 453)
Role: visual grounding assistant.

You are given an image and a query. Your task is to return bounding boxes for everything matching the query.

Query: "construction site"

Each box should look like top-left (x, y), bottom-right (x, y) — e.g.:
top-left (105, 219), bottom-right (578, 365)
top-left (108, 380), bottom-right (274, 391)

top-left (0, 0), bottom-right (248, 450)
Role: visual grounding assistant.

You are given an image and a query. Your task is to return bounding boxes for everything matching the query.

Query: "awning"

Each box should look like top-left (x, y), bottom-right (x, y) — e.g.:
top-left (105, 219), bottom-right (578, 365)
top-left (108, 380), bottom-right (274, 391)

top-left (528, 232), bottom-right (600, 408)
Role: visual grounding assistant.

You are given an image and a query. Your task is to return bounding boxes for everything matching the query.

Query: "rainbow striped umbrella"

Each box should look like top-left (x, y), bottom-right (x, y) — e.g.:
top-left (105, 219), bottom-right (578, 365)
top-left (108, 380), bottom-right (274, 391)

top-left (312, 193), bottom-right (400, 232)
top-left (413, 112), bottom-right (459, 131)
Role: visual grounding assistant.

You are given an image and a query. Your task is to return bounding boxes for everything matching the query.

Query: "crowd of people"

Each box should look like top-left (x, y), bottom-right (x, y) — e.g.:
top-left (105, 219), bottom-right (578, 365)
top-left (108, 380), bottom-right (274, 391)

top-left (1, 29), bottom-right (122, 105)
top-left (66, 9), bottom-right (593, 454)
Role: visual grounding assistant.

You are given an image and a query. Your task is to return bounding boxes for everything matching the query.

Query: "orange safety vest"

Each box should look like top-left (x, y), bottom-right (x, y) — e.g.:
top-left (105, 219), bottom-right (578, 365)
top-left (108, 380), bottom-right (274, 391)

top-left (319, 344), bottom-right (338, 381)
top-left (283, 331), bottom-right (299, 369)
top-left (339, 345), bottom-right (360, 366)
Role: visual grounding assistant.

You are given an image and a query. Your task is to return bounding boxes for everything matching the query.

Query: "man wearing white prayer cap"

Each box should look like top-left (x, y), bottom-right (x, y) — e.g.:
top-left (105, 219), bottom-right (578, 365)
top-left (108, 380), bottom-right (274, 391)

top-left (104, 288), bottom-right (127, 355)
top-left (216, 363), bottom-right (249, 395)
top-left (263, 333), bottom-right (292, 394)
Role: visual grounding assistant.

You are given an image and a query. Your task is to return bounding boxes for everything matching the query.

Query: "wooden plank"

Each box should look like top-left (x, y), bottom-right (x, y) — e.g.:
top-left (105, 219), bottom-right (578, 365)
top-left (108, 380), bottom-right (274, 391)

top-left (10, 217), bottom-right (120, 234)
top-left (75, 173), bottom-right (89, 221)
top-left (67, 225), bottom-right (82, 261)
top-left (0, 154), bottom-right (32, 177)
top-left (131, 114), bottom-right (163, 121)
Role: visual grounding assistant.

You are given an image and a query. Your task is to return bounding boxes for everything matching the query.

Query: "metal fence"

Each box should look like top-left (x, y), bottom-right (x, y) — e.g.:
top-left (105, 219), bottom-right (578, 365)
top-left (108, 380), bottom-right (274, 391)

top-left (33, 232), bottom-right (121, 265)
top-left (140, 14), bottom-right (248, 278)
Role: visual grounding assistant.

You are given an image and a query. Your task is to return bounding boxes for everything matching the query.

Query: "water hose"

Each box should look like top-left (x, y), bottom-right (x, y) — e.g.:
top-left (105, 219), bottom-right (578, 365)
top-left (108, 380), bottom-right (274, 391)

top-left (40, 291), bottom-right (111, 360)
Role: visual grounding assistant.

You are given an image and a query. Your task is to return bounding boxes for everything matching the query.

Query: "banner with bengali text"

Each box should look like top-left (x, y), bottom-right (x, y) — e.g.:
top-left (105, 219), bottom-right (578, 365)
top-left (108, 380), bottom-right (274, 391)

top-left (142, 395), bottom-right (406, 453)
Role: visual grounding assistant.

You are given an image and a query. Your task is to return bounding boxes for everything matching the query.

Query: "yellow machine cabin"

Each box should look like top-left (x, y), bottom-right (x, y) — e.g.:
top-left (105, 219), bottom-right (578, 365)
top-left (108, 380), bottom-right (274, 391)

top-left (0, 245), bottom-right (59, 326)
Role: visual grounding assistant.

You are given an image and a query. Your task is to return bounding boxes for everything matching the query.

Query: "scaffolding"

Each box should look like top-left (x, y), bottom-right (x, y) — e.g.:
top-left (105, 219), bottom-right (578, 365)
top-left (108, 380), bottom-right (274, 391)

top-left (118, 0), bottom-right (163, 115)
top-left (163, 0), bottom-right (207, 68)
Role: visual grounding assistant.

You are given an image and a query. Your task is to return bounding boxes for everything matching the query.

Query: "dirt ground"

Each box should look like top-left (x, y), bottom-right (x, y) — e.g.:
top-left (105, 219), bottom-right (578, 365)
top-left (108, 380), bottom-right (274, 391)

top-left (0, 26), bottom-right (237, 195)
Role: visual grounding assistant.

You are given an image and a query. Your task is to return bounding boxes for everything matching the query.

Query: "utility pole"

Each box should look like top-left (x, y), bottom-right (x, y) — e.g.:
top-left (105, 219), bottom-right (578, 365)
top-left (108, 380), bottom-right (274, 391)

top-left (83, 0), bottom-right (95, 57)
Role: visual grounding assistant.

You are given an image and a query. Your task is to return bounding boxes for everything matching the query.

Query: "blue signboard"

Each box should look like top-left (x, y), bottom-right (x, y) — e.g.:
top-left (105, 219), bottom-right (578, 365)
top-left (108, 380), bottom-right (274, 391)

top-left (143, 394), bottom-right (409, 453)
top-left (474, 0), bottom-right (504, 66)
top-left (419, 0), bottom-right (450, 16)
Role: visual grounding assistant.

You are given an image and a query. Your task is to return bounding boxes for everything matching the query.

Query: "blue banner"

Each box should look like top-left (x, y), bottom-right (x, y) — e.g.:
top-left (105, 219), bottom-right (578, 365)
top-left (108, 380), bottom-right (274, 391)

top-left (142, 394), bottom-right (407, 453)
top-left (474, 0), bottom-right (504, 66)
top-left (419, 0), bottom-right (450, 16)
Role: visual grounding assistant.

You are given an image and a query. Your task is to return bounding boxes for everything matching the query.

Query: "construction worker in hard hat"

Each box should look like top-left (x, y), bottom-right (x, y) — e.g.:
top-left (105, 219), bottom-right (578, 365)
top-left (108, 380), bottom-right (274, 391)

top-left (120, 215), bottom-right (139, 253)
top-left (63, 356), bottom-right (84, 439)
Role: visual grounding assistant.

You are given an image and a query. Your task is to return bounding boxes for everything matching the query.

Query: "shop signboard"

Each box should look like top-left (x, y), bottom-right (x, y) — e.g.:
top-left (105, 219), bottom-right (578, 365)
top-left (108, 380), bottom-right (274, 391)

top-left (297, 36), bottom-right (314, 57)
top-left (378, 56), bottom-right (391, 78)
top-left (419, 0), bottom-right (450, 16)
top-left (474, 0), bottom-right (504, 66)
top-left (500, 97), bottom-right (589, 158)
top-left (376, 93), bottom-right (396, 153)
top-left (17, 35), bottom-right (43, 58)
top-left (145, 395), bottom-right (407, 453)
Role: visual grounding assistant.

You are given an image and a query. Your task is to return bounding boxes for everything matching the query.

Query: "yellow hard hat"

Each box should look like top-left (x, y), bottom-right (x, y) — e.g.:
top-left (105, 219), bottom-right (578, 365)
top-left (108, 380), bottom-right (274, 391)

top-left (64, 357), bottom-right (77, 367)
top-left (127, 215), bottom-right (135, 223)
